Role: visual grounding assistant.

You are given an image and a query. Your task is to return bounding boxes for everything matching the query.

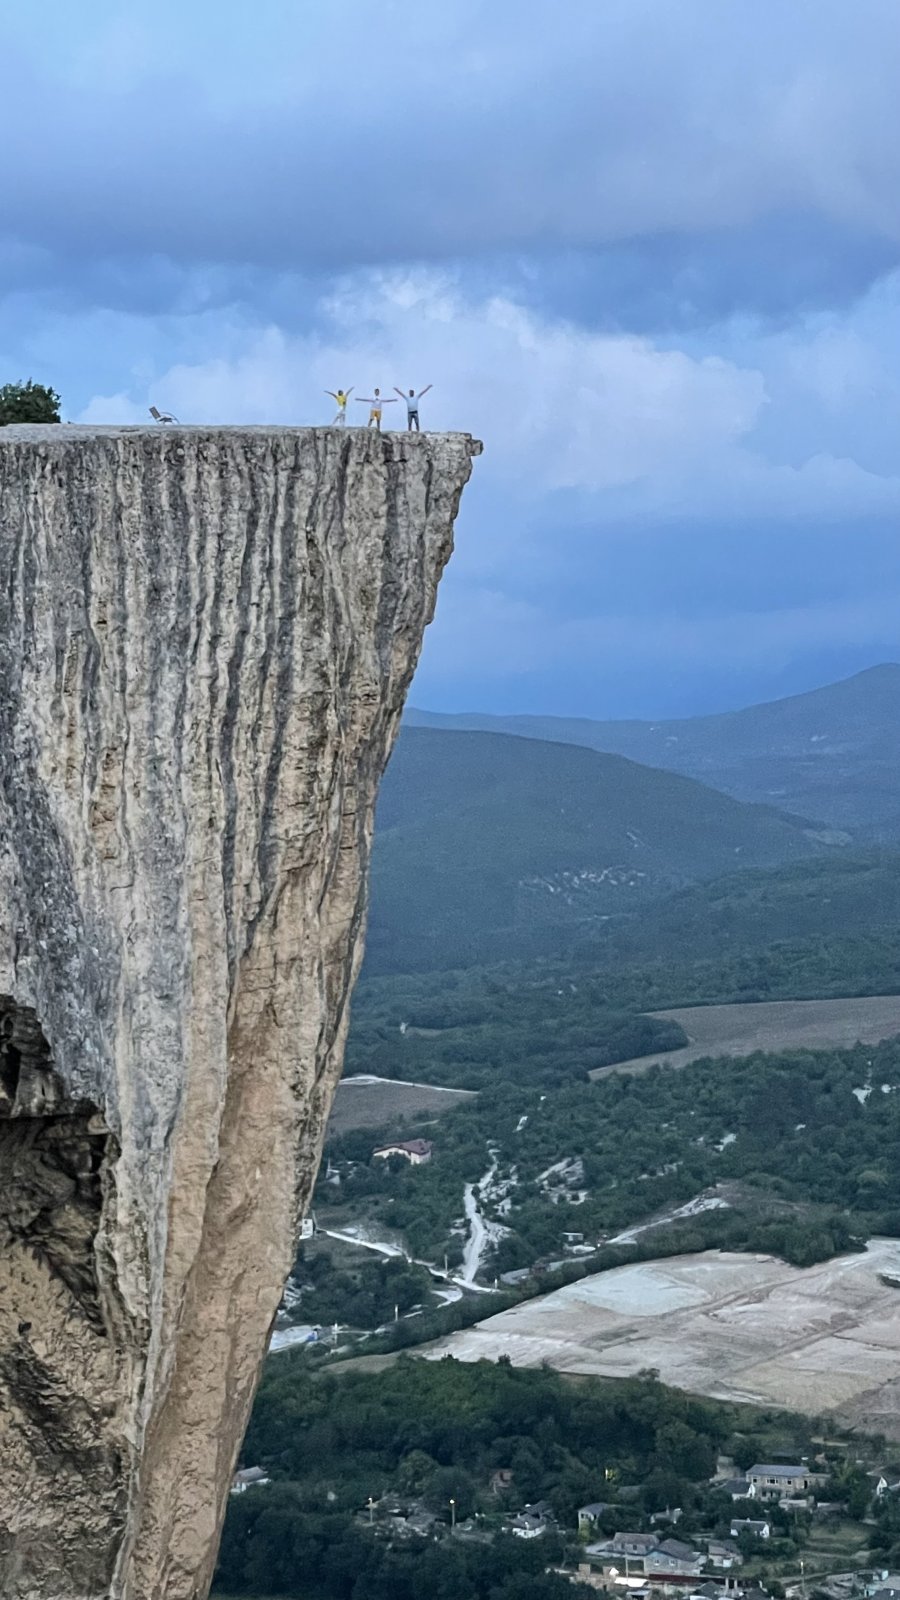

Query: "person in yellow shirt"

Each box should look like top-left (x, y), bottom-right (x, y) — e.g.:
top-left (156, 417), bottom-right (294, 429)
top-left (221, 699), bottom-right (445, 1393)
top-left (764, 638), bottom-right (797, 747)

top-left (356, 388), bottom-right (398, 431)
top-left (325, 386), bottom-right (354, 425)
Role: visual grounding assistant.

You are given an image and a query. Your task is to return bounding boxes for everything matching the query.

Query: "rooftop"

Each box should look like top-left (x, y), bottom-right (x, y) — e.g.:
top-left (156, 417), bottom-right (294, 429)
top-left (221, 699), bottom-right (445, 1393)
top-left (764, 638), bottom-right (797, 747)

top-left (373, 1138), bottom-right (433, 1156)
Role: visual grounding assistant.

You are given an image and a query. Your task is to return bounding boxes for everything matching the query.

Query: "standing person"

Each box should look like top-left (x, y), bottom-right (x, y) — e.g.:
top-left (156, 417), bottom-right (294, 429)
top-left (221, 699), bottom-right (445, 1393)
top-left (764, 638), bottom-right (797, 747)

top-left (394, 384), bottom-right (433, 431)
top-left (356, 388), bottom-right (397, 431)
top-left (325, 386), bottom-right (354, 425)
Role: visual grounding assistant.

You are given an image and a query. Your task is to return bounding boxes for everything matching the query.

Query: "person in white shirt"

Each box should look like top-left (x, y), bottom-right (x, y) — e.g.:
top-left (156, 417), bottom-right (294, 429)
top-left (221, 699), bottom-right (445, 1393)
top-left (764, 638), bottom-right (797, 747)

top-left (394, 384), bottom-right (433, 431)
top-left (356, 388), bottom-right (397, 430)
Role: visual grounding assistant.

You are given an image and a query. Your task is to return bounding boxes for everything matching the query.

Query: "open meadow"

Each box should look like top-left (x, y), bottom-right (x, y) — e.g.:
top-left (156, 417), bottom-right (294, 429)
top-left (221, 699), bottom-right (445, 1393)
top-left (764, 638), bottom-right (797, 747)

top-left (591, 993), bottom-right (900, 1078)
top-left (327, 1074), bottom-right (476, 1135)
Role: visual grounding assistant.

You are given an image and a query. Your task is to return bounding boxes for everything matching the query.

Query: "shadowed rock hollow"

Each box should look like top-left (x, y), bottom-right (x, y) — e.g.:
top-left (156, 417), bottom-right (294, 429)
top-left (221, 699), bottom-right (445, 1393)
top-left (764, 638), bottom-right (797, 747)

top-left (0, 424), bottom-right (480, 1600)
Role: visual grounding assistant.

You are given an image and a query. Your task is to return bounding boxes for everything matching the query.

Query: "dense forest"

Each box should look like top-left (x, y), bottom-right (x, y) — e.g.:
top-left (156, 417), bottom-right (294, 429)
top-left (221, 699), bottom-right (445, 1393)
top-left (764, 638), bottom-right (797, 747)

top-left (215, 1358), bottom-right (828, 1599)
top-left (347, 912), bottom-right (900, 1093)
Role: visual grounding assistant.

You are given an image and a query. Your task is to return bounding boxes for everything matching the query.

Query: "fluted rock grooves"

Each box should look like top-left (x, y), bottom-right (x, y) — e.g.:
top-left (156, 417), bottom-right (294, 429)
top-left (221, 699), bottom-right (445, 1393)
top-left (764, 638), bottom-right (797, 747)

top-left (0, 424), bottom-right (480, 1600)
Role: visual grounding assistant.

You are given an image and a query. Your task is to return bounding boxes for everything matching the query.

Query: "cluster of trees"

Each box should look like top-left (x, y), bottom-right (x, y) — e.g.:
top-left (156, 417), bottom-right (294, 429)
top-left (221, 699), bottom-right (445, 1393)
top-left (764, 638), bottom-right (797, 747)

top-left (0, 380), bottom-right (60, 425)
top-left (288, 1248), bottom-right (435, 1330)
top-left (322, 1037), bottom-right (900, 1271)
top-left (214, 1358), bottom-right (822, 1598)
top-left (871, 1484), bottom-right (900, 1567)
top-left (347, 985), bottom-right (688, 1091)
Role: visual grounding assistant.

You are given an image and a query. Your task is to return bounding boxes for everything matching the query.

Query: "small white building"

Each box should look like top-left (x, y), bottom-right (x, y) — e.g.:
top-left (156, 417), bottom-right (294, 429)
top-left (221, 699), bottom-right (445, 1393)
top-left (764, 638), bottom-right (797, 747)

top-left (730, 1518), bottom-right (770, 1541)
top-left (372, 1138), bottom-right (433, 1165)
top-left (231, 1466), bottom-right (270, 1494)
top-left (578, 1502), bottom-right (614, 1532)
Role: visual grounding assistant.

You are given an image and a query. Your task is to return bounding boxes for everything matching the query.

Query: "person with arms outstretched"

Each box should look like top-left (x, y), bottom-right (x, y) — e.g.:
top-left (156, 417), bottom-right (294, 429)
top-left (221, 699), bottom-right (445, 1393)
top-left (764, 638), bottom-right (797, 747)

top-left (356, 388), bottom-right (397, 431)
top-left (326, 386), bottom-right (353, 426)
top-left (394, 384), bottom-right (432, 431)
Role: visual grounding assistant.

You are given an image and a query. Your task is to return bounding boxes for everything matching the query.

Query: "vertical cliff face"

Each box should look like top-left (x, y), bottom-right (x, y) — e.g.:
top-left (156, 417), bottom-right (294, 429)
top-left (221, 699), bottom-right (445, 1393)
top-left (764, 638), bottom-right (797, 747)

top-left (0, 424), bottom-right (480, 1600)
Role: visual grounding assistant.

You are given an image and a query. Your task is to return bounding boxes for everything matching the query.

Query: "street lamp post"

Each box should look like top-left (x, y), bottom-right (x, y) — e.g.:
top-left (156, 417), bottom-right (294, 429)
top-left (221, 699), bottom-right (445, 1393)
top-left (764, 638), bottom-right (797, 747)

top-left (450, 1497), bottom-right (456, 1531)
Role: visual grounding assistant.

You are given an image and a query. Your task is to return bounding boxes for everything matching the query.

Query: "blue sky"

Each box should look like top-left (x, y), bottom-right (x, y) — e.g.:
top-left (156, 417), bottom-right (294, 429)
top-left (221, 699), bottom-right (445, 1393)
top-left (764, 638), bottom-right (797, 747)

top-left (3, 0), bottom-right (900, 718)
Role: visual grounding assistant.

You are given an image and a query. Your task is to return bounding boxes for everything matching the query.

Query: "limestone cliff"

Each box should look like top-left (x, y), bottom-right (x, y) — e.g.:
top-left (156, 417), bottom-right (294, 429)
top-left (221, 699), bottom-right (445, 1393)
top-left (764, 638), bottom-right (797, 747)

top-left (0, 424), bottom-right (480, 1600)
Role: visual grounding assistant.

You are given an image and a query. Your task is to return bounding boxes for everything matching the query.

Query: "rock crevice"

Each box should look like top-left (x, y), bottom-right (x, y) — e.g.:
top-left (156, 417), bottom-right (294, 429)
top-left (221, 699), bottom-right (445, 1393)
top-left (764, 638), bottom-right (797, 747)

top-left (0, 424), bottom-right (479, 1599)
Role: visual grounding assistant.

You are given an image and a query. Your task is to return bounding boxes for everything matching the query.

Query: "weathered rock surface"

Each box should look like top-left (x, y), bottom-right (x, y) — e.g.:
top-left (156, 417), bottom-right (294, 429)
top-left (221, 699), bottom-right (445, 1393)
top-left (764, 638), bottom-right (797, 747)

top-left (0, 424), bottom-right (479, 1599)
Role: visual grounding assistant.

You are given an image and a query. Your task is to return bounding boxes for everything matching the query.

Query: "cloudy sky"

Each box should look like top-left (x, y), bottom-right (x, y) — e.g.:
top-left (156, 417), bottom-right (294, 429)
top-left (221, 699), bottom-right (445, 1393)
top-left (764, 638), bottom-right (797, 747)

top-left (4, 0), bottom-right (900, 717)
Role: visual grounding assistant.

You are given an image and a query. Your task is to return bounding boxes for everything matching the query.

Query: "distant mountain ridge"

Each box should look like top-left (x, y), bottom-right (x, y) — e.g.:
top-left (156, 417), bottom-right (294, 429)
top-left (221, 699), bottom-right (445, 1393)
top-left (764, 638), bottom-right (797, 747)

top-left (407, 664), bottom-right (900, 832)
top-left (366, 726), bottom-right (849, 974)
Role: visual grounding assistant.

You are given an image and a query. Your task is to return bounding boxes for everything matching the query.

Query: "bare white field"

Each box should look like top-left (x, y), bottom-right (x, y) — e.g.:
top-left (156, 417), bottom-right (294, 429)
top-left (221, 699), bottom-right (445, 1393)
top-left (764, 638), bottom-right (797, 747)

top-left (422, 1240), bottom-right (900, 1437)
top-left (590, 995), bottom-right (900, 1080)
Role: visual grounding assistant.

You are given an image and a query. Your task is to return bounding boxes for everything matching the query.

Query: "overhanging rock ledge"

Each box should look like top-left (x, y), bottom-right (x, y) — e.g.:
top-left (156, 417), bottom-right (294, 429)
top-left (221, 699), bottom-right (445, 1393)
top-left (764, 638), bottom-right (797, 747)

top-left (0, 424), bottom-right (480, 1600)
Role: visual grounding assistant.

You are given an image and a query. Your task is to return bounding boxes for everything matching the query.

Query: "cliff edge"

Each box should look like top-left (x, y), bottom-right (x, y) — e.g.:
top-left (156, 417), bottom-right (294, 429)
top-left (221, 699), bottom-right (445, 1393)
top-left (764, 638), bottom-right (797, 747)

top-left (0, 424), bottom-right (480, 1599)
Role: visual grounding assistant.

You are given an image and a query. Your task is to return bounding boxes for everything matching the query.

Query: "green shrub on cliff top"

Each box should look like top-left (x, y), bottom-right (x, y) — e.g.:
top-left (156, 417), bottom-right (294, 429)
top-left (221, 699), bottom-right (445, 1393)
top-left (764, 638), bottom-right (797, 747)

top-left (0, 380), bottom-right (61, 425)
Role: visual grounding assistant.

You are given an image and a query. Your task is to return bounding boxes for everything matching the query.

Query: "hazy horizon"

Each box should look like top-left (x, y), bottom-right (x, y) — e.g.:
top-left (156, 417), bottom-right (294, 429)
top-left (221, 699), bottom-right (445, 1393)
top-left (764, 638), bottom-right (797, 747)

top-left (408, 659), bottom-right (900, 724)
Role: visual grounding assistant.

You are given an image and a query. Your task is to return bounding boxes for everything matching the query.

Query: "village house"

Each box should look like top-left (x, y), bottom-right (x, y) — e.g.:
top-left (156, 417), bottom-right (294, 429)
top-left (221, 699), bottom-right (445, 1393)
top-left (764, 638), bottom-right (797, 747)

top-left (730, 1518), bottom-right (771, 1541)
top-left (372, 1138), bottom-right (433, 1165)
top-left (596, 1532), bottom-right (659, 1560)
top-left (644, 1539), bottom-right (704, 1579)
top-left (865, 1582), bottom-right (900, 1600)
top-left (230, 1466), bottom-right (270, 1494)
top-left (510, 1501), bottom-right (555, 1539)
top-left (650, 1507), bottom-right (683, 1528)
top-left (706, 1541), bottom-right (742, 1570)
top-left (510, 1512), bottom-right (547, 1539)
top-left (585, 1533), bottom-right (703, 1581)
top-left (578, 1502), bottom-right (615, 1532)
top-left (747, 1464), bottom-right (814, 1500)
top-left (870, 1473), bottom-right (900, 1500)
top-left (716, 1478), bottom-right (754, 1501)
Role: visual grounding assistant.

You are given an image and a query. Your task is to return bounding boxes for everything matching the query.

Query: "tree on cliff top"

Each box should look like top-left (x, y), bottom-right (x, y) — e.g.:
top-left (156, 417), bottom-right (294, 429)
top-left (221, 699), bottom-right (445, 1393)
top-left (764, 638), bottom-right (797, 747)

top-left (0, 379), bottom-right (61, 424)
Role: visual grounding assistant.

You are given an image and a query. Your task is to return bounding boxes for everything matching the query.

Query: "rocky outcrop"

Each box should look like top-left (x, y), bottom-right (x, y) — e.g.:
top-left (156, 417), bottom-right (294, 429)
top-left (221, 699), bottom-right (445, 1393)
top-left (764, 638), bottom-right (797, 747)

top-left (0, 424), bottom-right (479, 1600)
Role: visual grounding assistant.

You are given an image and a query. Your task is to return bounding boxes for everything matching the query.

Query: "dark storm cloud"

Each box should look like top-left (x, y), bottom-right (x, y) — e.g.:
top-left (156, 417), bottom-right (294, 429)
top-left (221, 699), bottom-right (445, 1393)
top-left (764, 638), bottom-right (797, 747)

top-left (3, 0), bottom-right (900, 321)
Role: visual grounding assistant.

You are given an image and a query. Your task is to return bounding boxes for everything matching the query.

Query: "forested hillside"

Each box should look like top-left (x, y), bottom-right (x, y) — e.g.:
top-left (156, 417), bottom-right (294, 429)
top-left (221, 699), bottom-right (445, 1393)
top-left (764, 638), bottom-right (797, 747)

top-left (407, 665), bottom-right (900, 832)
top-left (367, 729), bottom-right (849, 975)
